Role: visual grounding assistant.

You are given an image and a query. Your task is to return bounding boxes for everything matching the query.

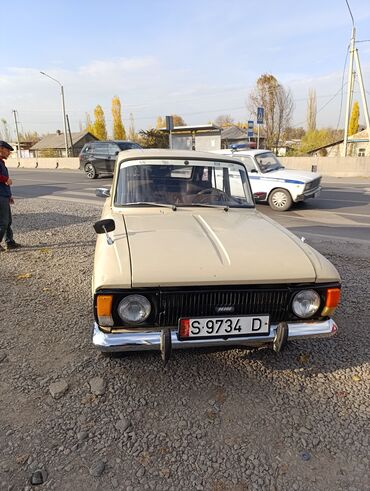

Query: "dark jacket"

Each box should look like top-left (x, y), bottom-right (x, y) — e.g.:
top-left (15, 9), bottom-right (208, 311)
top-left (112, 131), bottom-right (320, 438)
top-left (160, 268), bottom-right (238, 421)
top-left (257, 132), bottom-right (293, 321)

top-left (0, 159), bottom-right (11, 198)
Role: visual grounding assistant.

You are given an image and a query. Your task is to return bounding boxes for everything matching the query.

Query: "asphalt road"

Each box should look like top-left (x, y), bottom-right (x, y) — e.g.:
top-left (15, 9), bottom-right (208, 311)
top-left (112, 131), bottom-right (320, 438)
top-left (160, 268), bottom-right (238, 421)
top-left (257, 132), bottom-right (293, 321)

top-left (9, 169), bottom-right (370, 245)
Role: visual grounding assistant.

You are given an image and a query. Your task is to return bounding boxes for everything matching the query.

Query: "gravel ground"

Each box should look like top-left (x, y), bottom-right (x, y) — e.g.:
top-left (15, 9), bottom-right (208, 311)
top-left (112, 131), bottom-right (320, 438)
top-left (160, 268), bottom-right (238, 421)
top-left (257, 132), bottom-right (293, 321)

top-left (0, 198), bottom-right (369, 491)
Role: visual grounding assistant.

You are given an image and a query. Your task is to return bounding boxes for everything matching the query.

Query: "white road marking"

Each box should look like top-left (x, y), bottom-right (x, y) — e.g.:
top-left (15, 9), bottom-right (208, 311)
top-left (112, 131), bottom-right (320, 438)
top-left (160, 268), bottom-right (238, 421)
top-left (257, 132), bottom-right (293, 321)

top-left (316, 197), bottom-right (369, 204)
top-left (285, 210), bottom-right (370, 219)
top-left (281, 214), bottom-right (370, 227)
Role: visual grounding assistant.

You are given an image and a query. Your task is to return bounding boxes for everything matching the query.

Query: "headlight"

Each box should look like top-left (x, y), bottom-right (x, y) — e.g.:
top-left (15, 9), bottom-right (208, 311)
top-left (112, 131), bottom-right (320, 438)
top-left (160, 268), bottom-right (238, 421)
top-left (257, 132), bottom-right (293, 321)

top-left (117, 295), bottom-right (151, 324)
top-left (292, 290), bottom-right (321, 318)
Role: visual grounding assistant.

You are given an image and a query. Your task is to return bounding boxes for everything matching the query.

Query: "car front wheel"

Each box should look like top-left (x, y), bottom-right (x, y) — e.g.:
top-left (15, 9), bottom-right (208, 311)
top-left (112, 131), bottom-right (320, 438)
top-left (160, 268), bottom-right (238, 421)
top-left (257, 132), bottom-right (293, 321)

top-left (268, 188), bottom-right (292, 211)
top-left (85, 163), bottom-right (98, 179)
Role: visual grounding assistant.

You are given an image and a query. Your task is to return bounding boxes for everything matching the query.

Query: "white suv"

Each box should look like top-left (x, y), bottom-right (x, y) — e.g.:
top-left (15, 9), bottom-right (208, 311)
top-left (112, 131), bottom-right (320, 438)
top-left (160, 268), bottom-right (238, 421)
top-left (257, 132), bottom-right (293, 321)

top-left (213, 149), bottom-right (321, 211)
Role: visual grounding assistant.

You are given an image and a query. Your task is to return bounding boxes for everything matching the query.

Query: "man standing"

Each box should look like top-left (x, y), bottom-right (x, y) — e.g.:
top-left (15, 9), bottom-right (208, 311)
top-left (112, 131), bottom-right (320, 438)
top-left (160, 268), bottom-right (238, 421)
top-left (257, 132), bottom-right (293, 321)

top-left (0, 141), bottom-right (21, 251)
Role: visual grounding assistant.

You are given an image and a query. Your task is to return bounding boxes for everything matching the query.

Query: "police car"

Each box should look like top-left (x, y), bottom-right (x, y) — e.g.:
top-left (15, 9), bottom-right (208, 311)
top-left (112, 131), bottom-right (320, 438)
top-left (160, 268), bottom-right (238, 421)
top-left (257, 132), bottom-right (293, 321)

top-left (213, 149), bottom-right (321, 211)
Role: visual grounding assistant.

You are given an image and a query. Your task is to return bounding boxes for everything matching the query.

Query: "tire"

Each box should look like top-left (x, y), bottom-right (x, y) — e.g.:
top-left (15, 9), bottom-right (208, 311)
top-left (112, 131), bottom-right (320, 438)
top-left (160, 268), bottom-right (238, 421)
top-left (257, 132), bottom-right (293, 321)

top-left (84, 163), bottom-right (98, 179)
top-left (268, 188), bottom-right (292, 212)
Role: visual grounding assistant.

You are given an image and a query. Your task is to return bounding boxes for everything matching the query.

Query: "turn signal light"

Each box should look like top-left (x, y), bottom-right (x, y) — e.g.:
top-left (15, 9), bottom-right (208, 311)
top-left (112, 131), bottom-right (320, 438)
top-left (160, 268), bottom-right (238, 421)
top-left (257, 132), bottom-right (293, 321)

top-left (96, 295), bottom-right (114, 327)
top-left (179, 319), bottom-right (190, 338)
top-left (321, 288), bottom-right (341, 317)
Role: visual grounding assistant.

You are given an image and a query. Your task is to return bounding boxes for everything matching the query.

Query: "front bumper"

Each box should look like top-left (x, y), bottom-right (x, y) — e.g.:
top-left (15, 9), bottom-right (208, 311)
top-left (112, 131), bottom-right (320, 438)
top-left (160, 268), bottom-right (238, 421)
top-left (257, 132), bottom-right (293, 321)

top-left (92, 319), bottom-right (337, 353)
top-left (295, 187), bottom-right (321, 202)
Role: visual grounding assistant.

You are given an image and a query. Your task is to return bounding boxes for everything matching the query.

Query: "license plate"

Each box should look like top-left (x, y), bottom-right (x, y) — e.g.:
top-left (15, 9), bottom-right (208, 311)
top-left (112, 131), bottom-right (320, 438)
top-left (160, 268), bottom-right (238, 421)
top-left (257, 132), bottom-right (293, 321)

top-left (178, 315), bottom-right (270, 339)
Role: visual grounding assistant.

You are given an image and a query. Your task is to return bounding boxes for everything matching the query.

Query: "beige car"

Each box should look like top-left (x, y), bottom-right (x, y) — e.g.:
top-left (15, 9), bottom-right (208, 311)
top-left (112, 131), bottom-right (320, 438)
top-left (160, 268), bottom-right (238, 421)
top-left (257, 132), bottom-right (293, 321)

top-left (92, 149), bottom-right (341, 364)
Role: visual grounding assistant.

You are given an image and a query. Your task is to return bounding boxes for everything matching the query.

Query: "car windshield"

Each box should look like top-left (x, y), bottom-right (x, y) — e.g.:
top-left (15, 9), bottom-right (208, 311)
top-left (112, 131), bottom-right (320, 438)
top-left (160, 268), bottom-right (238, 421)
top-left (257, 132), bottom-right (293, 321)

top-left (255, 152), bottom-right (284, 173)
top-left (115, 158), bottom-right (254, 208)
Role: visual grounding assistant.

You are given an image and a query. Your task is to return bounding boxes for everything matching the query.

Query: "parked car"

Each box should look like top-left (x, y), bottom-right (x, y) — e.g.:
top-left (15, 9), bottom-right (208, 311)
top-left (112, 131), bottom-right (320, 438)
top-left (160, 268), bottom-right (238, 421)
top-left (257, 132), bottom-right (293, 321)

top-left (213, 149), bottom-right (322, 211)
top-left (92, 149), bottom-right (340, 364)
top-left (79, 140), bottom-right (142, 179)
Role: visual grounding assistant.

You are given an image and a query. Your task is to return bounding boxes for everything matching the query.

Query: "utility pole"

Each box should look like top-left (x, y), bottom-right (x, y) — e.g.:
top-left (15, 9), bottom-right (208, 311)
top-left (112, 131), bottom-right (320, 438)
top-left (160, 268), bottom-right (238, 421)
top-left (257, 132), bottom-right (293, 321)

top-left (40, 71), bottom-right (69, 157)
top-left (12, 110), bottom-right (21, 159)
top-left (343, 1), bottom-right (370, 156)
top-left (66, 114), bottom-right (74, 157)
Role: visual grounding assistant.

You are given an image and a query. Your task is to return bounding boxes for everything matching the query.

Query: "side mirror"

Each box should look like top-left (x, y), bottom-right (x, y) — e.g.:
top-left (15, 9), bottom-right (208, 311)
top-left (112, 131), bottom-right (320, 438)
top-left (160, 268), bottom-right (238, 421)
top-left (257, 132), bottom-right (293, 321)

top-left (95, 187), bottom-right (110, 198)
top-left (94, 219), bottom-right (115, 234)
top-left (115, 150), bottom-right (119, 156)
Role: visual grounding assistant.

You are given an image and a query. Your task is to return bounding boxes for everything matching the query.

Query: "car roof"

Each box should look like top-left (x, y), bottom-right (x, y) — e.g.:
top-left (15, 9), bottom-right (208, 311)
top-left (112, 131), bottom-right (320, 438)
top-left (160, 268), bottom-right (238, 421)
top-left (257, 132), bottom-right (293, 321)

top-left (213, 149), bottom-right (273, 157)
top-left (91, 140), bottom-right (137, 144)
top-left (116, 148), bottom-right (250, 163)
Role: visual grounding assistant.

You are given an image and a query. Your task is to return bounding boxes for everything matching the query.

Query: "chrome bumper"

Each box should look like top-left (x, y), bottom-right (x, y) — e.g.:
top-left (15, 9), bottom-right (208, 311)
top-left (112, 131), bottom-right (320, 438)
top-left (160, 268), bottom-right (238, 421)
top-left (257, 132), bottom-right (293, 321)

top-left (92, 319), bottom-right (337, 353)
top-left (296, 187), bottom-right (321, 201)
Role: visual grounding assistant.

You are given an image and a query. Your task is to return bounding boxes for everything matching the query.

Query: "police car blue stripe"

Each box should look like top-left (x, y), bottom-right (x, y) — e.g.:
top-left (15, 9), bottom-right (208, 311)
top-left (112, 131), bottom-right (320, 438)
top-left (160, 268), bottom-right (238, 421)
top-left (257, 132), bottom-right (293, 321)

top-left (249, 175), bottom-right (304, 184)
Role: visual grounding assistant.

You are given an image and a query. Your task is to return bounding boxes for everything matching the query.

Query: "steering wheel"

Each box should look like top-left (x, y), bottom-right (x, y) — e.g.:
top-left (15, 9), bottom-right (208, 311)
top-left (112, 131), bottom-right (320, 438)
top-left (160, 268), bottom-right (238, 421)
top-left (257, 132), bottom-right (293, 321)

top-left (192, 188), bottom-right (230, 204)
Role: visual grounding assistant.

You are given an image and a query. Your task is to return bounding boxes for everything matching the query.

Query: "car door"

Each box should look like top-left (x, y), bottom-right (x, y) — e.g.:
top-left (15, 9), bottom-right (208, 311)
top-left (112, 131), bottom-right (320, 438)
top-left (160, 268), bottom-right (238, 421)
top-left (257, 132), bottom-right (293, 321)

top-left (233, 155), bottom-right (267, 199)
top-left (107, 143), bottom-right (119, 173)
top-left (93, 143), bottom-right (109, 173)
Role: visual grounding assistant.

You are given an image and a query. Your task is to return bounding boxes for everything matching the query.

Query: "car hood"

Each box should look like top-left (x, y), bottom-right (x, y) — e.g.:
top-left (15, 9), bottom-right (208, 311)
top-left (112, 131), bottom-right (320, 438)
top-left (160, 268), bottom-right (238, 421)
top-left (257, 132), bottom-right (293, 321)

top-left (98, 208), bottom-right (337, 288)
top-left (262, 169), bottom-right (320, 184)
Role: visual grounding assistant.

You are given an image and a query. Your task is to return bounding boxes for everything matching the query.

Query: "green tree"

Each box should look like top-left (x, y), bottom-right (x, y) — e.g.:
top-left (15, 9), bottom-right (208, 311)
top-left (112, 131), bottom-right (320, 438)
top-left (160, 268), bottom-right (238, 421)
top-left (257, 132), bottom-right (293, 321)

top-left (248, 74), bottom-right (294, 149)
top-left (299, 129), bottom-right (333, 154)
top-left (112, 96), bottom-right (126, 139)
top-left (349, 101), bottom-right (359, 136)
top-left (138, 129), bottom-right (169, 148)
top-left (93, 105), bottom-right (107, 140)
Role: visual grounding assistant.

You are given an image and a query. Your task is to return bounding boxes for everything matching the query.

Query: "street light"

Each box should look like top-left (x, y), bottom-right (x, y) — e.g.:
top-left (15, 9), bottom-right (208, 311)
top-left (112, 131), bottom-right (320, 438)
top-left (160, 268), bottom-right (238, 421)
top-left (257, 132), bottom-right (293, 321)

top-left (40, 71), bottom-right (69, 157)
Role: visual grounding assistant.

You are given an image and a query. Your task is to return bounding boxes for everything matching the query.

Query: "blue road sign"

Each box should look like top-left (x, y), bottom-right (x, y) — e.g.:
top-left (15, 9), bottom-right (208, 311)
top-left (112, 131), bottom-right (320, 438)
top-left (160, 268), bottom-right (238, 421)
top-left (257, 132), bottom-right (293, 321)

top-left (247, 120), bottom-right (254, 137)
top-left (257, 107), bottom-right (264, 124)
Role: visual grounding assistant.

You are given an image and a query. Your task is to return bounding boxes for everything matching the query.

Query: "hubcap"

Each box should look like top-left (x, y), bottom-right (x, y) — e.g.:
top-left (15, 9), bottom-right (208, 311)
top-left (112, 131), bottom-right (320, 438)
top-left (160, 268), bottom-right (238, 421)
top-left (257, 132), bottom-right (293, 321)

top-left (272, 192), bottom-right (287, 208)
top-left (86, 164), bottom-right (95, 178)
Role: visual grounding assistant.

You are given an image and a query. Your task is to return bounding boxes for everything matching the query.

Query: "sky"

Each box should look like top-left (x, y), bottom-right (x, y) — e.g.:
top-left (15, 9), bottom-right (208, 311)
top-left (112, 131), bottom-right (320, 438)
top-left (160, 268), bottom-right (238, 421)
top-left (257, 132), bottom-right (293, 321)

top-left (1, 0), bottom-right (370, 138)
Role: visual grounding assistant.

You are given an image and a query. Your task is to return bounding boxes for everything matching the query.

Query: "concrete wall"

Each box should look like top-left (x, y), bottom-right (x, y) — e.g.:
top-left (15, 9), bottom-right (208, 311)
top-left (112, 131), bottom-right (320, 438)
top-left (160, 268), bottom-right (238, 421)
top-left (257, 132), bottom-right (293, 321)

top-left (7, 158), bottom-right (80, 170)
top-left (279, 156), bottom-right (370, 177)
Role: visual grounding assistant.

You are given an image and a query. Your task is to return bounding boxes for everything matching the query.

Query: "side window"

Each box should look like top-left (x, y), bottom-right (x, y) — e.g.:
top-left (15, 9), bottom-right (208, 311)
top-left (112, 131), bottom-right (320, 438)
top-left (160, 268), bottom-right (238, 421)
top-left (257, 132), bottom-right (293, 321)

top-left (94, 143), bottom-right (109, 155)
top-left (170, 167), bottom-right (192, 178)
top-left (108, 143), bottom-right (119, 156)
top-left (358, 148), bottom-right (365, 157)
top-left (238, 156), bottom-right (256, 172)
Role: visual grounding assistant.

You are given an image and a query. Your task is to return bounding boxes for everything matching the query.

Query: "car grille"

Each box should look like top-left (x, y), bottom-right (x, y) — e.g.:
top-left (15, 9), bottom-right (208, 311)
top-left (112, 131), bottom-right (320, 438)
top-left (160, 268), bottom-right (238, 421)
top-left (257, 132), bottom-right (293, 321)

top-left (305, 177), bottom-right (321, 192)
top-left (160, 287), bottom-right (291, 326)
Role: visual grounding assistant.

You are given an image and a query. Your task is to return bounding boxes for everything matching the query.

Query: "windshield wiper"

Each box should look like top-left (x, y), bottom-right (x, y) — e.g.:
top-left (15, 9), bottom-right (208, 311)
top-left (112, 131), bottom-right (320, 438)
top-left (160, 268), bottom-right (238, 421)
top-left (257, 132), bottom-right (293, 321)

top-left (191, 203), bottom-right (230, 211)
top-left (125, 201), bottom-right (177, 210)
top-left (263, 165), bottom-right (283, 173)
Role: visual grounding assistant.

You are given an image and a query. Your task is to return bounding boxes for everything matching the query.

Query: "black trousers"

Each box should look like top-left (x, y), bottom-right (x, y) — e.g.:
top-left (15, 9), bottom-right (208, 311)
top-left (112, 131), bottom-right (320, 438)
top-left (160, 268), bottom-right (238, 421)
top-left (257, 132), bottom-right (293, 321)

top-left (0, 196), bottom-right (14, 245)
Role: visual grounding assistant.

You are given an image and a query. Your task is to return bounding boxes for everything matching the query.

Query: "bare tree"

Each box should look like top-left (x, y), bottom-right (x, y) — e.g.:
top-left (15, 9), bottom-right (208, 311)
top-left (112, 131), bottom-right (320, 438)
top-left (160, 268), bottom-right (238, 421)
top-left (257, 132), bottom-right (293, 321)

top-left (128, 113), bottom-right (137, 141)
top-left (214, 114), bottom-right (234, 128)
top-left (307, 88), bottom-right (317, 132)
top-left (248, 74), bottom-right (294, 149)
top-left (0, 119), bottom-right (12, 141)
